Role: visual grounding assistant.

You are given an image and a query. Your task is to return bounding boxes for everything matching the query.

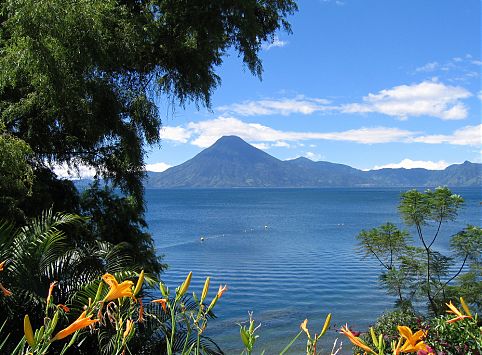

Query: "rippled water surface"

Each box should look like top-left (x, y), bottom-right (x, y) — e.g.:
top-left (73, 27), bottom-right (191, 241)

top-left (145, 188), bottom-right (481, 354)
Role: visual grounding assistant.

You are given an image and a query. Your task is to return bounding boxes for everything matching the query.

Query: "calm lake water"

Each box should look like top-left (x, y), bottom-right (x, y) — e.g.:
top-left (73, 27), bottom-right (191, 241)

top-left (145, 187), bottom-right (481, 354)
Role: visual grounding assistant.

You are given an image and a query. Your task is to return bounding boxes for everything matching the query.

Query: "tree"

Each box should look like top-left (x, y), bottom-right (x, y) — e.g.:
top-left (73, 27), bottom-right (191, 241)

top-left (356, 223), bottom-right (411, 306)
top-left (357, 187), bottom-right (479, 315)
top-left (0, 0), bottom-right (297, 272)
top-left (398, 187), bottom-right (463, 313)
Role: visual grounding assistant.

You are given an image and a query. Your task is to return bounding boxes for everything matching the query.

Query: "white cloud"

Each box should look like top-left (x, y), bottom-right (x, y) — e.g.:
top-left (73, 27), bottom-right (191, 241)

top-left (341, 81), bottom-right (471, 120)
top-left (219, 80), bottom-right (472, 120)
top-left (252, 143), bottom-right (271, 150)
top-left (158, 116), bottom-right (481, 149)
top-left (414, 56), bottom-right (481, 84)
top-left (52, 163), bottom-right (96, 179)
top-left (272, 141), bottom-right (290, 148)
top-left (250, 141), bottom-right (290, 150)
top-left (159, 126), bottom-right (191, 143)
top-left (162, 116), bottom-right (417, 148)
top-left (304, 152), bottom-right (322, 161)
top-left (416, 62), bottom-right (439, 72)
top-left (412, 124), bottom-right (482, 146)
top-left (145, 162), bottom-right (172, 172)
top-left (321, 0), bottom-right (345, 5)
top-left (217, 96), bottom-right (332, 116)
top-left (369, 159), bottom-right (453, 171)
top-left (262, 35), bottom-right (288, 50)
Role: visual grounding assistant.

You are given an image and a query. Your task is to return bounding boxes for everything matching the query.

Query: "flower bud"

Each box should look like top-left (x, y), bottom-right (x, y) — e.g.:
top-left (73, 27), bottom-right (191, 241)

top-left (201, 277), bottom-right (210, 303)
top-left (320, 313), bottom-right (331, 337)
top-left (133, 270), bottom-right (144, 296)
top-left (159, 282), bottom-right (168, 297)
top-left (24, 315), bottom-right (35, 347)
top-left (177, 272), bottom-right (192, 297)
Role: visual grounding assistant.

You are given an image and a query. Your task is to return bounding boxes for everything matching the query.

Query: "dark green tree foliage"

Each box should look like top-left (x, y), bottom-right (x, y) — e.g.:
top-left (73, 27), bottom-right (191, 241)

top-left (0, 0), bottom-right (297, 202)
top-left (0, 0), bottom-right (297, 272)
top-left (0, 127), bottom-right (33, 221)
top-left (356, 223), bottom-right (412, 306)
top-left (449, 226), bottom-right (482, 310)
top-left (357, 187), bottom-right (481, 314)
top-left (79, 182), bottom-right (165, 274)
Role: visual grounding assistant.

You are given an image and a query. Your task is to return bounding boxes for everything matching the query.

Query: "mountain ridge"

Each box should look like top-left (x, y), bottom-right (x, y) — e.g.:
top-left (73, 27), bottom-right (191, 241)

top-left (146, 136), bottom-right (482, 188)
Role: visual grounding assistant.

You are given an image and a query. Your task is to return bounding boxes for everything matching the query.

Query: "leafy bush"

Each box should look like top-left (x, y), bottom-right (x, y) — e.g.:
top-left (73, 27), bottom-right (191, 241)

top-left (362, 308), bottom-right (424, 348)
top-left (425, 314), bottom-right (481, 354)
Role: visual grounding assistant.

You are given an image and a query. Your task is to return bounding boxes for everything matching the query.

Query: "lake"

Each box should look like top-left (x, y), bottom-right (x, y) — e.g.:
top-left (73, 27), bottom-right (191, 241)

top-left (145, 187), bottom-right (481, 354)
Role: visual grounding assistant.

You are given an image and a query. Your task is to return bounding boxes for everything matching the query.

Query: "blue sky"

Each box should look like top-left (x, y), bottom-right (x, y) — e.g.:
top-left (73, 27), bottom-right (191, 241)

top-left (148, 0), bottom-right (481, 172)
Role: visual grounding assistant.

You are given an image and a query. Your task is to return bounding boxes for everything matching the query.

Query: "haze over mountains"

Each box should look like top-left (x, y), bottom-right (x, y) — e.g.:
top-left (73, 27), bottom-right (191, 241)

top-left (145, 136), bottom-right (481, 188)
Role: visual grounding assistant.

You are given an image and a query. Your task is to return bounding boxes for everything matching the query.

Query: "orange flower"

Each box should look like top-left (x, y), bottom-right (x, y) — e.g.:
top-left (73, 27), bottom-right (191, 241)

top-left (206, 284), bottom-right (228, 312)
top-left (52, 311), bottom-right (98, 341)
top-left (217, 284), bottom-right (227, 298)
top-left (123, 319), bottom-right (134, 342)
top-left (0, 283), bottom-right (12, 297)
top-left (300, 319), bottom-right (310, 338)
top-left (102, 273), bottom-right (134, 302)
top-left (57, 304), bottom-right (70, 313)
top-left (340, 324), bottom-right (375, 354)
top-left (152, 298), bottom-right (167, 312)
top-left (446, 300), bottom-right (472, 323)
top-left (0, 260), bottom-right (6, 272)
top-left (397, 326), bottom-right (427, 352)
top-left (46, 281), bottom-right (57, 306)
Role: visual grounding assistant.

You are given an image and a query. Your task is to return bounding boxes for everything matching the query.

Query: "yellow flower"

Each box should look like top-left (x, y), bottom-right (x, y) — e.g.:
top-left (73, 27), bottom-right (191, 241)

top-left (446, 300), bottom-right (472, 323)
top-left (459, 297), bottom-right (472, 317)
top-left (0, 283), bottom-right (12, 297)
top-left (52, 311), bottom-right (98, 341)
top-left (123, 319), bottom-right (134, 342)
top-left (102, 273), bottom-right (134, 302)
top-left (340, 324), bottom-right (376, 354)
top-left (300, 319), bottom-right (310, 338)
top-left (152, 298), bottom-right (167, 312)
top-left (46, 281), bottom-right (57, 306)
top-left (24, 315), bottom-right (35, 347)
top-left (397, 326), bottom-right (427, 352)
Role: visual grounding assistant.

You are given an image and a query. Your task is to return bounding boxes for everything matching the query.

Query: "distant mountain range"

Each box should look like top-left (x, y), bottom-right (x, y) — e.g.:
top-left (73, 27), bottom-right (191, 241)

top-left (145, 136), bottom-right (482, 188)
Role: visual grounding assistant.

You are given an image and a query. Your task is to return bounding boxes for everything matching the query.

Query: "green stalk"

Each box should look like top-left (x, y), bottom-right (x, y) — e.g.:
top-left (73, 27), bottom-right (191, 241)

top-left (181, 313), bottom-right (191, 354)
top-left (279, 330), bottom-right (303, 355)
top-left (168, 299), bottom-right (177, 355)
